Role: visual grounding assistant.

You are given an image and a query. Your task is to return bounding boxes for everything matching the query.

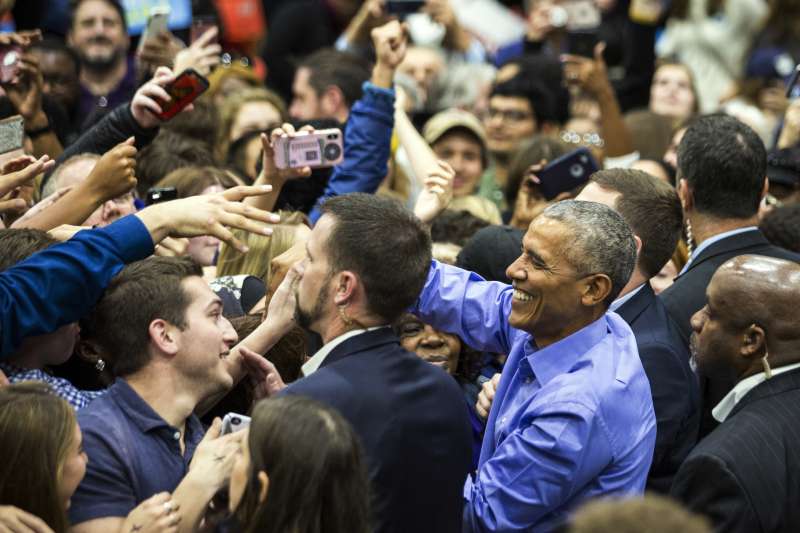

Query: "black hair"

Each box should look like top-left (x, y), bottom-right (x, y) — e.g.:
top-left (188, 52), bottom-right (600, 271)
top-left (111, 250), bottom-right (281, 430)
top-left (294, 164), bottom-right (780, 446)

top-left (677, 114), bottom-right (766, 219)
top-left (493, 55), bottom-right (569, 125)
top-left (759, 204), bottom-right (800, 253)
top-left (69, 0), bottom-right (127, 29)
top-left (298, 49), bottom-right (371, 109)
top-left (29, 37), bottom-right (81, 75)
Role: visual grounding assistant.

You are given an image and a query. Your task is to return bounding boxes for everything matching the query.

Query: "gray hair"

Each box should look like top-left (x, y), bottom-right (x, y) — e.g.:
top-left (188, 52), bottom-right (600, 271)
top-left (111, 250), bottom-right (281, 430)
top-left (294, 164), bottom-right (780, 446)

top-left (541, 200), bottom-right (636, 307)
top-left (41, 153), bottom-right (101, 198)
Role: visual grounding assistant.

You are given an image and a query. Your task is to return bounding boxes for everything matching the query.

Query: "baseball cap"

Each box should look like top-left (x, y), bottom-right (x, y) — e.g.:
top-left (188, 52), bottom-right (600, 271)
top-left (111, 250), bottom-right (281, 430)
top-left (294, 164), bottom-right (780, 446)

top-left (423, 108), bottom-right (487, 147)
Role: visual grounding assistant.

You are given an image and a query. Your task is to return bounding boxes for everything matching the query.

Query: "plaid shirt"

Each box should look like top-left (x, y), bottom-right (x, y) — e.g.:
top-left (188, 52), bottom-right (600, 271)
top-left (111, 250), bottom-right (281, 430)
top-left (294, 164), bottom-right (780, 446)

top-left (0, 363), bottom-right (106, 410)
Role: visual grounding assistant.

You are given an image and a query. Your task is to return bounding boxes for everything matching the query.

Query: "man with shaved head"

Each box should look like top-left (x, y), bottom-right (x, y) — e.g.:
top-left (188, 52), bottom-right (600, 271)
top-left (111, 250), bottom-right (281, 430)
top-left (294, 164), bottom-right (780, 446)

top-left (671, 255), bottom-right (800, 533)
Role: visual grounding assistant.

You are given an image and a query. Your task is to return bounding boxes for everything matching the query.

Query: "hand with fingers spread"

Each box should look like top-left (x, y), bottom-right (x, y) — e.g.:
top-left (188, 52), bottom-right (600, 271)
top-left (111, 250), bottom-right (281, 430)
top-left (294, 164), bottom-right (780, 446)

top-left (0, 505), bottom-right (54, 533)
top-left (174, 27), bottom-right (221, 77)
top-left (82, 138), bottom-right (138, 204)
top-left (561, 43), bottom-right (612, 97)
top-left (187, 418), bottom-right (246, 490)
top-left (121, 492), bottom-right (181, 533)
top-left (0, 30), bottom-right (41, 50)
top-left (131, 67), bottom-right (180, 129)
top-left (136, 185), bottom-right (280, 253)
top-left (476, 373), bottom-right (501, 420)
top-left (154, 236), bottom-right (190, 258)
top-left (414, 160), bottom-right (455, 224)
top-left (265, 261), bottom-right (303, 335)
top-left (371, 20), bottom-right (409, 88)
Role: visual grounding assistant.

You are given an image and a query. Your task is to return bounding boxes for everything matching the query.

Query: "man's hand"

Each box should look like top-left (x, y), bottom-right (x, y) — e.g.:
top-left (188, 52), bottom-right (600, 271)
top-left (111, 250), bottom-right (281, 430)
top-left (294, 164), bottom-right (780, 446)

top-left (137, 30), bottom-right (185, 73)
top-left (561, 43), bottom-right (612, 97)
top-left (241, 346), bottom-right (287, 399)
top-left (476, 373), bottom-right (501, 420)
top-left (2, 53), bottom-right (46, 128)
top-left (0, 30), bottom-right (41, 49)
top-left (136, 185), bottom-right (281, 252)
top-left (0, 505), bottom-right (54, 533)
top-left (131, 67), bottom-right (178, 129)
top-left (371, 20), bottom-right (409, 88)
top-left (173, 27), bottom-right (221, 77)
top-left (343, 0), bottom-right (389, 45)
top-left (264, 125), bottom-right (314, 184)
top-left (414, 160), bottom-right (455, 224)
top-left (82, 138), bottom-right (137, 204)
top-left (187, 418), bottom-right (245, 491)
top-left (121, 492), bottom-right (181, 533)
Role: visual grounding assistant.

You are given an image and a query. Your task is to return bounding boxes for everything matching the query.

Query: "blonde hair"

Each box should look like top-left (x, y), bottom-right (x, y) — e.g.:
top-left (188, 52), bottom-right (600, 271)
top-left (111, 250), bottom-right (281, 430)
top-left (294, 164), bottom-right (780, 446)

top-left (216, 211), bottom-right (308, 283)
top-left (216, 87), bottom-right (287, 163)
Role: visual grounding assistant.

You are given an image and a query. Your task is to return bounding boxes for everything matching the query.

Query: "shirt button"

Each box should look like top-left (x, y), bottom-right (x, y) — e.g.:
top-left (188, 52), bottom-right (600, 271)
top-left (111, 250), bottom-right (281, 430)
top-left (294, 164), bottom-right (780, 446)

top-left (173, 431), bottom-right (180, 440)
top-left (524, 377), bottom-right (532, 384)
top-left (500, 417), bottom-right (507, 424)
top-left (98, 96), bottom-right (108, 107)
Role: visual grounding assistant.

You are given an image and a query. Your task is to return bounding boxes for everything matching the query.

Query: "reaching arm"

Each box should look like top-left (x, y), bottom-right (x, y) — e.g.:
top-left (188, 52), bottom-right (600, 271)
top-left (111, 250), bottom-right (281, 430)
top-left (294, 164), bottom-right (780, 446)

top-left (410, 260), bottom-right (519, 355)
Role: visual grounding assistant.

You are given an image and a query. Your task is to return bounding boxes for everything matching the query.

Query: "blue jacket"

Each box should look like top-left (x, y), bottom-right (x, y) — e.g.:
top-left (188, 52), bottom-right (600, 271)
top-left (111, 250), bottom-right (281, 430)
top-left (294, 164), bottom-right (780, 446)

top-left (308, 82), bottom-right (394, 224)
top-left (0, 215), bottom-right (154, 358)
top-left (282, 328), bottom-right (472, 533)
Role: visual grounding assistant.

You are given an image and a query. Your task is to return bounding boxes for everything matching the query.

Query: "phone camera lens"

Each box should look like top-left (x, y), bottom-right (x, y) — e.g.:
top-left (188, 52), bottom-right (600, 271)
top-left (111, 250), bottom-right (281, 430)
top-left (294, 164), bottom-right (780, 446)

top-left (570, 164), bottom-right (583, 178)
top-left (232, 416), bottom-right (241, 424)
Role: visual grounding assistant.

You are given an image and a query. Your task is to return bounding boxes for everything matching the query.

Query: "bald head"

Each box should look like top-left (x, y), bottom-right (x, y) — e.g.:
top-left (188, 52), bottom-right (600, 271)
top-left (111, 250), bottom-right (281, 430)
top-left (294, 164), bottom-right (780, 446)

top-left (712, 255), bottom-right (800, 339)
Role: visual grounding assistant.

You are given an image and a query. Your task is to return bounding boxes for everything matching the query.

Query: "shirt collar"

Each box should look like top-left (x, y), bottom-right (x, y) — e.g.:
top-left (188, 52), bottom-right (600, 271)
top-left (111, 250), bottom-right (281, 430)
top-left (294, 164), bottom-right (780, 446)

top-left (679, 226), bottom-right (759, 275)
top-left (301, 327), bottom-right (385, 376)
top-left (526, 315), bottom-right (608, 386)
top-left (109, 379), bottom-right (179, 433)
top-left (609, 283), bottom-right (645, 313)
top-left (712, 361), bottom-right (800, 422)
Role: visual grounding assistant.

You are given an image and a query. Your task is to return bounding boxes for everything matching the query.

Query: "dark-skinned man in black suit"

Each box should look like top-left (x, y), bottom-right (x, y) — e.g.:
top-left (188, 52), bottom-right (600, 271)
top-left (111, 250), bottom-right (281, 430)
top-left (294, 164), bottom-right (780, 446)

top-left (659, 114), bottom-right (800, 437)
top-left (671, 254), bottom-right (800, 533)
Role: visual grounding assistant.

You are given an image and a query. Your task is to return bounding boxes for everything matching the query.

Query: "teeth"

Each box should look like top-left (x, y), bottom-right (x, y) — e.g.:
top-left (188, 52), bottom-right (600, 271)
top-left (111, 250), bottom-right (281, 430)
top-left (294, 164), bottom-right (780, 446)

top-left (513, 289), bottom-right (533, 302)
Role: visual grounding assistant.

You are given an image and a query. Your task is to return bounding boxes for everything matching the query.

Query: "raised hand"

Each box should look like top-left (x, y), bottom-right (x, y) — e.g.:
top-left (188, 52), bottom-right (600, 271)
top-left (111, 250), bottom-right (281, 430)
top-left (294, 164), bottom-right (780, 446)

top-left (414, 160), bottom-right (455, 224)
top-left (83, 138), bottom-right (137, 203)
top-left (2, 53), bottom-right (45, 127)
top-left (131, 67), bottom-right (179, 129)
top-left (371, 20), bottom-right (409, 87)
top-left (187, 418), bottom-right (245, 490)
top-left (173, 27), bottom-right (221, 77)
top-left (561, 42), bottom-right (612, 97)
top-left (265, 124), bottom-right (314, 182)
top-left (0, 155), bottom-right (54, 215)
top-left (240, 346), bottom-right (287, 399)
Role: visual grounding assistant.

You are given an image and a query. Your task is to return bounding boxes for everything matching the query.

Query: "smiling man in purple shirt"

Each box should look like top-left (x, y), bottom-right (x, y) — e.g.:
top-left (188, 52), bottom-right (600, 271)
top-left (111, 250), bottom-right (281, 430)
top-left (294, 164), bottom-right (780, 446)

top-left (412, 200), bottom-right (656, 532)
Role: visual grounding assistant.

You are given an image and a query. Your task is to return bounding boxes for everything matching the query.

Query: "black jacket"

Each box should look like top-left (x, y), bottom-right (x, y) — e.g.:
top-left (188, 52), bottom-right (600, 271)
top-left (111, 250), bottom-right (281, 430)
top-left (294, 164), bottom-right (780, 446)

top-left (616, 282), bottom-right (699, 493)
top-left (670, 368), bottom-right (800, 533)
top-left (282, 328), bottom-right (472, 533)
top-left (659, 228), bottom-right (800, 436)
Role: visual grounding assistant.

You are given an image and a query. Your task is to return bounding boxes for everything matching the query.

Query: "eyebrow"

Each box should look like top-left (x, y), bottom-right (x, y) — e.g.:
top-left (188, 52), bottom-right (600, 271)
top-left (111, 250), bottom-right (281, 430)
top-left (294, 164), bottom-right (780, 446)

top-left (523, 245), bottom-right (548, 267)
top-left (204, 298), bottom-right (222, 312)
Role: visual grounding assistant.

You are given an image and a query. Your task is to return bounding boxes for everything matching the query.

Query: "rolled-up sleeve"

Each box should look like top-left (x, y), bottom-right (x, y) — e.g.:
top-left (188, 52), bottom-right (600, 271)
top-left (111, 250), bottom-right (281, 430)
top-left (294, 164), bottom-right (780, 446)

top-left (411, 260), bottom-right (519, 356)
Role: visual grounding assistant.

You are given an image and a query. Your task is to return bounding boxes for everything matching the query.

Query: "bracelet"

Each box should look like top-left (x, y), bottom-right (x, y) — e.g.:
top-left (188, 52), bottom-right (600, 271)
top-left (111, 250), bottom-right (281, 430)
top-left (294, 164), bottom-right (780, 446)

top-left (25, 124), bottom-right (52, 138)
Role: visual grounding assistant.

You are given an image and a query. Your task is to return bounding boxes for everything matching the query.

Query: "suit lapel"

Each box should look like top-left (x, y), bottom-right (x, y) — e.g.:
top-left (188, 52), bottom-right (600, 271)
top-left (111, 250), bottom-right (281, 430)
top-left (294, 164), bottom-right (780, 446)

top-left (674, 229), bottom-right (765, 282)
top-left (729, 368), bottom-right (800, 419)
top-left (616, 283), bottom-right (655, 326)
top-left (319, 327), bottom-right (398, 369)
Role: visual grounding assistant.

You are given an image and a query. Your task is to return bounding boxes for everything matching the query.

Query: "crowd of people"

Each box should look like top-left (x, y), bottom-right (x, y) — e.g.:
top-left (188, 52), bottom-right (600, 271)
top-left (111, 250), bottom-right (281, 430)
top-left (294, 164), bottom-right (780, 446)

top-left (0, 0), bottom-right (799, 531)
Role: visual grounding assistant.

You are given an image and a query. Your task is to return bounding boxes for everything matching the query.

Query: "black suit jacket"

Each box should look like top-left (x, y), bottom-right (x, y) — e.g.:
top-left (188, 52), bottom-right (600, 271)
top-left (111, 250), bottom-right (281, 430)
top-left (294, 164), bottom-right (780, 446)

top-left (670, 368), bottom-right (800, 533)
top-left (616, 283), bottom-right (699, 493)
top-left (659, 229), bottom-right (800, 436)
top-left (283, 328), bottom-right (472, 533)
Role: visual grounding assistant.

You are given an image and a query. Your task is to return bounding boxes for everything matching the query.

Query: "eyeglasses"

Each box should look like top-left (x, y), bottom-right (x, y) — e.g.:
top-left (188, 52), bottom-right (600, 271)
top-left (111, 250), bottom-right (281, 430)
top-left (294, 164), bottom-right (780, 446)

top-left (560, 130), bottom-right (605, 148)
top-left (488, 107), bottom-right (533, 123)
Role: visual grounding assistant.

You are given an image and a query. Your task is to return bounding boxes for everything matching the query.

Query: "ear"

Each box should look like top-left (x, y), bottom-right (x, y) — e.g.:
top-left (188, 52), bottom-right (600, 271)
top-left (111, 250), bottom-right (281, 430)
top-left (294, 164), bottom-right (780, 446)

top-left (320, 86), bottom-right (345, 115)
top-left (741, 323), bottom-right (767, 361)
top-left (148, 319), bottom-right (180, 356)
top-left (333, 271), bottom-right (358, 306)
top-left (633, 235), bottom-right (643, 257)
top-left (761, 177), bottom-right (769, 201)
top-left (257, 470), bottom-right (269, 504)
top-left (678, 178), bottom-right (693, 212)
top-left (580, 273), bottom-right (613, 307)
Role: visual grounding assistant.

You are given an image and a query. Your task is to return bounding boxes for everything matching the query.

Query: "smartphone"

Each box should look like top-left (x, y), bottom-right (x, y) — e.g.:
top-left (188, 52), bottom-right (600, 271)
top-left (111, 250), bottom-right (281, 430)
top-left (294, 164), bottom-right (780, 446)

top-left (536, 147), bottom-right (599, 200)
top-left (386, 0), bottom-right (426, 15)
top-left (191, 15), bottom-right (218, 44)
top-left (563, 0), bottom-right (601, 30)
top-left (273, 128), bottom-right (344, 170)
top-left (0, 45), bottom-right (21, 84)
top-left (786, 64), bottom-right (800, 98)
top-left (221, 413), bottom-right (251, 435)
top-left (156, 69), bottom-right (209, 121)
top-left (139, 6), bottom-right (170, 48)
top-left (0, 115), bottom-right (24, 155)
top-left (146, 186), bottom-right (178, 205)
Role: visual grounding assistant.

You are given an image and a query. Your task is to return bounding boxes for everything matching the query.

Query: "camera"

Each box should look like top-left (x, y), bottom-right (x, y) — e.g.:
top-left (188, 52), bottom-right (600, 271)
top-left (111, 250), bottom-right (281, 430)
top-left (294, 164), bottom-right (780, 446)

top-left (273, 128), bottom-right (345, 170)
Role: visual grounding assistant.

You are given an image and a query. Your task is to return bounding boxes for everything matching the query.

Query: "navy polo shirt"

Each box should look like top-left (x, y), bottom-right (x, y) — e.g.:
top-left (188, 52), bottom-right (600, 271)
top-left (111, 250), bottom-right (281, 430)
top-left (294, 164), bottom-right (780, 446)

top-left (69, 379), bottom-right (205, 525)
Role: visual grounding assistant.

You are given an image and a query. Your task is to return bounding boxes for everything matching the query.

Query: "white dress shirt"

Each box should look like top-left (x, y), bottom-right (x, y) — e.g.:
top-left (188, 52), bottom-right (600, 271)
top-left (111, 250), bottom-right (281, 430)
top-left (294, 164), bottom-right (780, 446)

top-left (712, 361), bottom-right (800, 422)
top-left (301, 326), bottom-right (388, 377)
